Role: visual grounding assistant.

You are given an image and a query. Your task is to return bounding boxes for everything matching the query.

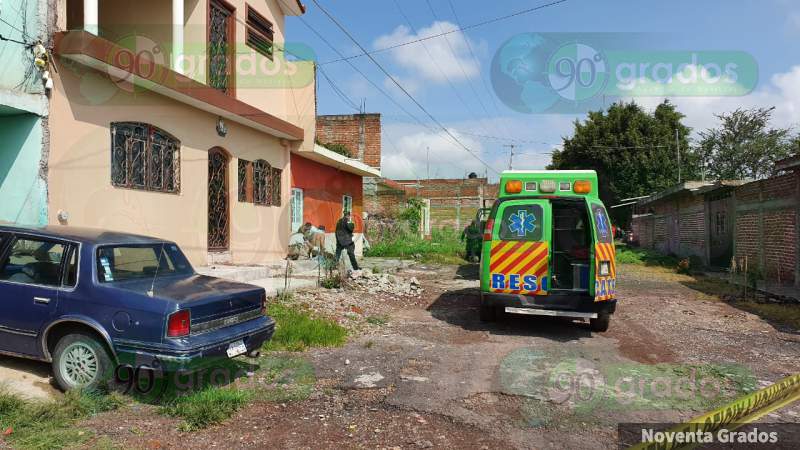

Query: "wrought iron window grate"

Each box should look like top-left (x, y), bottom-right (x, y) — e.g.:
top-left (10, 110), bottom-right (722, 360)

top-left (111, 122), bottom-right (180, 193)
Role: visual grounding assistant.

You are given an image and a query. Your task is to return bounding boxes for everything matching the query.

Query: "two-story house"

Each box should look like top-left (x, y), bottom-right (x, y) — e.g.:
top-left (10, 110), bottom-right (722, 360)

top-left (48, 0), bottom-right (316, 266)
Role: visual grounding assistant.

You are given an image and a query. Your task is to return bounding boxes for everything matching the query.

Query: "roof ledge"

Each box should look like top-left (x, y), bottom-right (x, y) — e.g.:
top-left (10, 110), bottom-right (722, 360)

top-left (293, 145), bottom-right (381, 177)
top-left (279, 0), bottom-right (306, 15)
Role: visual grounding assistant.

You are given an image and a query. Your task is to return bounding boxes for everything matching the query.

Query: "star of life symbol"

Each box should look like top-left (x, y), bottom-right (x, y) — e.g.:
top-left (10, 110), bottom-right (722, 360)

top-left (596, 210), bottom-right (609, 237)
top-left (509, 210), bottom-right (536, 237)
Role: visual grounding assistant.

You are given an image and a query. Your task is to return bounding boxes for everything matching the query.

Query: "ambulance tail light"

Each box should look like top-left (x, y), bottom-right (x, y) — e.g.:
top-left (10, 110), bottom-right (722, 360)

top-left (598, 261), bottom-right (611, 277)
top-left (539, 180), bottom-right (556, 193)
top-left (505, 180), bottom-right (523, 194)
top-left (573, 180), bottom-right (592, 194)
top-left (483, 219), bottom-right (494, 241)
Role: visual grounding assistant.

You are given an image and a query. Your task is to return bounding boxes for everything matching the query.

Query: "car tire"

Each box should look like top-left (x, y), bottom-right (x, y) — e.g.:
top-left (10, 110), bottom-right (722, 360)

top-left (479, 297), bottom-right (496, 322)
top-left (52, 332), bottom-right (114, 392)
top-left (589, 313), bottom-right (611, 332)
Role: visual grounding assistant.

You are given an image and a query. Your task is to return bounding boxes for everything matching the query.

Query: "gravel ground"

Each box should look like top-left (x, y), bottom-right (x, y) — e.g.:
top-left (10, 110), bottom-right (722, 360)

top-left (71, 260), bottom-right (800, 449)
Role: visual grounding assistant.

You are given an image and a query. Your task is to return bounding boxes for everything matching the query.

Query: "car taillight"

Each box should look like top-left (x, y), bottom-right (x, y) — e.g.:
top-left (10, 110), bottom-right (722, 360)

top-left (167, 310), bottom-right (191, 337)
top-left (483, 218), bottom-right (494, 241)
top-left (260, 291), bottom-right (267, 315)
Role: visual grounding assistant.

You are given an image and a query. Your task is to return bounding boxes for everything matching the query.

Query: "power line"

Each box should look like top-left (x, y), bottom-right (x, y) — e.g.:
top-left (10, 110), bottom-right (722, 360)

top-left (317, 65), bottom-right (360, 111)
top-left (445, 0), bottom-right (515, 140)
top-left (310, 0), bottom-right (500, 174)
top-left (391, 0), bottom-right (497, 140)
top-left (425, 0), bottom-right (504, 139)
top-left (319, 0), bottom-right (569, 65)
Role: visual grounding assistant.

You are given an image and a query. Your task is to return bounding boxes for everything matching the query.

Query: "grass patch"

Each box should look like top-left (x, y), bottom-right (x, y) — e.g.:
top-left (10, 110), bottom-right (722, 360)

top-left (366, 229), bottom-right (466, 263)
top-left (160, 387), bottom-right (251, 431)
top-left (263, 300), bottom-right (347, 351)
top-left (615, 244), bottom-right (681, 268)
top-left (0, 389), bottom-right (124, 450)
top-left (366, 315), bottom-right (389, 326)
top-left (683, 275), bottom-right (800, 330)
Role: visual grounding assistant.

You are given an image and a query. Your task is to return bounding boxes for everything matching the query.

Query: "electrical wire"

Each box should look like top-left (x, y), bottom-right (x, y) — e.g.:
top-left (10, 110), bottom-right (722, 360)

top-left (310, 0), bottom-right (500, 174)
top-left (319, 0), bottom-right (568, 65)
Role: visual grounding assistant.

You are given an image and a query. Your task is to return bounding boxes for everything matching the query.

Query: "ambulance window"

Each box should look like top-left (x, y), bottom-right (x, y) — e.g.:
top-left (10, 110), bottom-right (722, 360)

top-left (591, 204), bottom-right (613, 243)
top-left (499, 205), bottom-right (543, 241)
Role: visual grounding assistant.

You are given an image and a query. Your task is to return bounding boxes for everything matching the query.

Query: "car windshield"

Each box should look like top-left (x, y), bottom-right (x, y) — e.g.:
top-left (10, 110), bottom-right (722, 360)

top-left (96, 243), bottom-right (193, 283)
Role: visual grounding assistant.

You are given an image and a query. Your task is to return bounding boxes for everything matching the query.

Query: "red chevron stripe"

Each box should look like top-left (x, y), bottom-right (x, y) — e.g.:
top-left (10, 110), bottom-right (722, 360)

top-left (497, 242), bottom-right (545, 275)
top-left (491, 241), bottom-right (511, 258)
top-left (490, 241), bottom-right (527, 271)
top-left (514, 247), bottom-right (548, 279)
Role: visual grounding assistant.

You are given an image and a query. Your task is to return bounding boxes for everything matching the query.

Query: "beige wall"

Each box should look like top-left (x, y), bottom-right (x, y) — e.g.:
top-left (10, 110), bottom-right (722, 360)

top-left (48, 57), bottom-right (291, 267)
top-left (56, 0), bottom-right (316, 138)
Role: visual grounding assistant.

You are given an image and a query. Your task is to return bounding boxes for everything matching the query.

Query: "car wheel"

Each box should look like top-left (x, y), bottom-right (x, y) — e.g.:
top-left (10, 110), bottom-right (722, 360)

top-left (52, 332), bottom-right (113, 391)
top-left (479, 297), bottom-right (496, 322)
top-left (590, 313), bottom-right (611, 332)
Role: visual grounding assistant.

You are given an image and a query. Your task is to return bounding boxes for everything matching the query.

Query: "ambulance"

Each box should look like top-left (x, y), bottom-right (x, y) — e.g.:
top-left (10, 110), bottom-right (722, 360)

top-left (479, 170), bottom-right (616, 331)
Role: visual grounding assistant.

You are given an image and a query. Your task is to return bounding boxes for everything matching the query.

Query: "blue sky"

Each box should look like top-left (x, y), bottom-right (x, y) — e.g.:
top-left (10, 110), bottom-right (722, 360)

top-left (286, 0), bottom-right (799, 180)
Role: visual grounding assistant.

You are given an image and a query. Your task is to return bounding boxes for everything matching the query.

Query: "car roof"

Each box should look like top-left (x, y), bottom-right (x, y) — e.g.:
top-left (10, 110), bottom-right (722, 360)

top-left (0, 224), bottom-right (171, 246)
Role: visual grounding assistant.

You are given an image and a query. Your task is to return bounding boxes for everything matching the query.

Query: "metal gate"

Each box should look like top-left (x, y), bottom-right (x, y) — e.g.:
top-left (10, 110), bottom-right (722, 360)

top-left (208, 148), bottom-right (230, 251)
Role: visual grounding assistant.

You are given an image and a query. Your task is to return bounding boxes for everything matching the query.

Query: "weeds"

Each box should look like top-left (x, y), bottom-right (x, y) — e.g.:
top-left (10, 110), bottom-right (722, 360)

top-left (0, 389), bottom-right (124, 450)
top-left (366, 228), bottom-right (465, 262)
top-left (366, 315), bottom-right (389, 326)
top-left (263, 301), bottom-right (347, 351)
top-left (160, 387), bottom-right (251, 431)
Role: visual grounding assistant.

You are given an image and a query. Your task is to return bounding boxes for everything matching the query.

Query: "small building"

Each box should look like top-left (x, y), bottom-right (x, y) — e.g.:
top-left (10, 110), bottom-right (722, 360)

top-left (289, 113), bottom-right (381, 255)
top-left (0, 0), bottom-right (50, 226)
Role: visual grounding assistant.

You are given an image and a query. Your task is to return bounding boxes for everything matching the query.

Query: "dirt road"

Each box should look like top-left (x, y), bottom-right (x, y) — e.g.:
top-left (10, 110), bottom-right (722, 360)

top-left (79, 262), bottom-right (800, 449)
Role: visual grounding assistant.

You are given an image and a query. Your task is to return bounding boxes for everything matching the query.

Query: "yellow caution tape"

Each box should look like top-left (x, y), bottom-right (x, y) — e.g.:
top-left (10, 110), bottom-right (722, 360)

top-left (628, 373), bottom-right (800, 450)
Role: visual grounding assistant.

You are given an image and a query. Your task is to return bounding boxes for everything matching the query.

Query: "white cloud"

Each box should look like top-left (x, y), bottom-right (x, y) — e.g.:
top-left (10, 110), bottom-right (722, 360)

top-left (373, 21), bottom-right (480, 84)
top-left (629, 65), bottom-right (800, 135)
top-left (380, 115), bottom-right (575, 181)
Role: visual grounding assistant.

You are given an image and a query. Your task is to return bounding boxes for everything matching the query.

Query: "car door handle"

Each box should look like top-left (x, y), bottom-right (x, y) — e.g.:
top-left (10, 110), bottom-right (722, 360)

top-left (33, 297), bottom-right (51, 305)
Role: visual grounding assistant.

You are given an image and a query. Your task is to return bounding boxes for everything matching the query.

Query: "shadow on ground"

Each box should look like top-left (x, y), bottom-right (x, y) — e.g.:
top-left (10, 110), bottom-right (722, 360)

top-left (454, 263), bottom-right (479, 280)
top-left (426, 287), bottom-right (592, 342)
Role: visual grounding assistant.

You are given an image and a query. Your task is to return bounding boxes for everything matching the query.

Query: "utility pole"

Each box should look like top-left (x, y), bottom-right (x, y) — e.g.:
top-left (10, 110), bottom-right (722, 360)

top-left (675, 129), bottom-right (681, 184)
top-left (504, 144), bottom-right (515, 170)
top-left (426, 146), bottom-right (430, 180)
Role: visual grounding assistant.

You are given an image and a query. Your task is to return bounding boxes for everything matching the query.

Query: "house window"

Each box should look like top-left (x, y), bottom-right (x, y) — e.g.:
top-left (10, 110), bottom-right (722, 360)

top-left (246, 5), bottom-right (274, 59)
top-left (209, 0), bottom-right (235, 94)
top-left (290, 188), bottom-right (303, 232)
top-left (238, 159), bottom-right (281, 206)
top-left (715, 211), bottom-right (726, 235)
top-left (111, 122), bottom-right (180, 193)
top-left (342, 194), bottom-right (353, 215)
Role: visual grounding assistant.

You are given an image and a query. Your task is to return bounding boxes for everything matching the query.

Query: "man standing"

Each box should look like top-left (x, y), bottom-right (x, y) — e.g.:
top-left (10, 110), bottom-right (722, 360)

top-left (335, 210), bottom-right (360, 271)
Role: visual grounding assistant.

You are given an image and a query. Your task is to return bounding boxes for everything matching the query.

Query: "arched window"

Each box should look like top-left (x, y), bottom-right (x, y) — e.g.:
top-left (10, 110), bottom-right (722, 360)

top-left (110, 122), bottom-right (181, 193)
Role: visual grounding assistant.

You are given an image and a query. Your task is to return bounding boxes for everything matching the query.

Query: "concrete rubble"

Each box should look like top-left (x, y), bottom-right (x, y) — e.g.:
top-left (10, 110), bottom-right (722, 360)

top-left (348, 268), bottom-right (423, 297)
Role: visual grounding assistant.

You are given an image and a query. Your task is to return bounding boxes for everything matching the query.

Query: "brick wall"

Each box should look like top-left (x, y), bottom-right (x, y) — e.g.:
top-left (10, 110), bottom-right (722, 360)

top-left (630, 190), bottom-right (708, 260)
top-left (733, 171), bottom-right (799, 285)
top-left (315, 114), bottom-right (381, 168)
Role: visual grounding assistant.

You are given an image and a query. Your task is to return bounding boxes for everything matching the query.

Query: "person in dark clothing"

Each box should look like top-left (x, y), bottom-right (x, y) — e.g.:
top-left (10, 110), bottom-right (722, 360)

top-left (335, 211), bottom-right (360, 270)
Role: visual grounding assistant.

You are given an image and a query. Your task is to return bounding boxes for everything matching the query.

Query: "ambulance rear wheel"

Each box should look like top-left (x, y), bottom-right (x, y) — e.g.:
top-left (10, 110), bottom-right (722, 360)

top-left (479, 299), bottom-right (496, 322)
top-left (590, 313), bottom-right (610, 332)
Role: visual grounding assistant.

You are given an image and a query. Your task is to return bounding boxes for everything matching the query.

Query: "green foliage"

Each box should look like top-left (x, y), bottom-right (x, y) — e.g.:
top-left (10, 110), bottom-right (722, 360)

top-left (319, 254), bottom-right (343, 289)
top-left (0, 389), bottom-right (124, 450)
top-left (615, 245), bottom-right (680, 268)
top-left (698, 107), bottom-right (794, 181)
top-left (315, 139), bottom-right (352, 157)
top-left (549, 100), bottom-right (696, 226)
top-left (160, 388), bottom-right (251, 431)
top-left (398, 198), bottom-right (425, 232)
top-left (366, 315), bottom-right (389, 326)
top-left (365, 228), bottom-right (464, 261)
top-left (263, 301), bottom-right (347, 351)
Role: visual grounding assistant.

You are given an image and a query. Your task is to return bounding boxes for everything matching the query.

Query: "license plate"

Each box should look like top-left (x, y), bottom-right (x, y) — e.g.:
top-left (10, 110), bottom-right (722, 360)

top-left (226, 340), bottom-right (247, 358)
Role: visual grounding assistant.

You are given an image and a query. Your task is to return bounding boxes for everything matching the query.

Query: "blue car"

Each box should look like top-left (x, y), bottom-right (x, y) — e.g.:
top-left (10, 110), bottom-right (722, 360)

top-left (0, 224), bottom-right (275, 391)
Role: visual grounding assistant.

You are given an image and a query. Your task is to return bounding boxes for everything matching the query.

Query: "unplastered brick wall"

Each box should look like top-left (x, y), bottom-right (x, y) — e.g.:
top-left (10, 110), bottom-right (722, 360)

top-left (679, 210), bottom-right (706, 258)
top-left (733, 171), bottom-right (799, 284)
top-left (316, 114), bottom-right (381, 168)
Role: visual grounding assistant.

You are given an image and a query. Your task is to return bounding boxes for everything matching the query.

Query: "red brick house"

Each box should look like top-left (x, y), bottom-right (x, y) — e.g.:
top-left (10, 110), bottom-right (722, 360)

top-left (289, 114), bottom-right (381, 255)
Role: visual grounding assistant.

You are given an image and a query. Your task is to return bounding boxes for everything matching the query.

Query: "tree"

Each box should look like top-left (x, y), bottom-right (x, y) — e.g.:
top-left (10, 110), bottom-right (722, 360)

top-left (698, 107), bottom-right (793, 181)
top-left (549, 100), bottom-right (696, 225)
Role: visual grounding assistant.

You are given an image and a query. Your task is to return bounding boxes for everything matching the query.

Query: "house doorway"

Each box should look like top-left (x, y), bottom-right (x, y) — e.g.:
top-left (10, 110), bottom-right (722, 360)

top-left (208, 147), bottom-right (230, 251)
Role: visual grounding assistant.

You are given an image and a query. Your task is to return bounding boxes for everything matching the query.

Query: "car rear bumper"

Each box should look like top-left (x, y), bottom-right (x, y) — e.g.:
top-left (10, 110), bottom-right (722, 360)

top-left (113, 316), bottom-right (275, 372)
top-left (481, 291), bottom-right (616, 315)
